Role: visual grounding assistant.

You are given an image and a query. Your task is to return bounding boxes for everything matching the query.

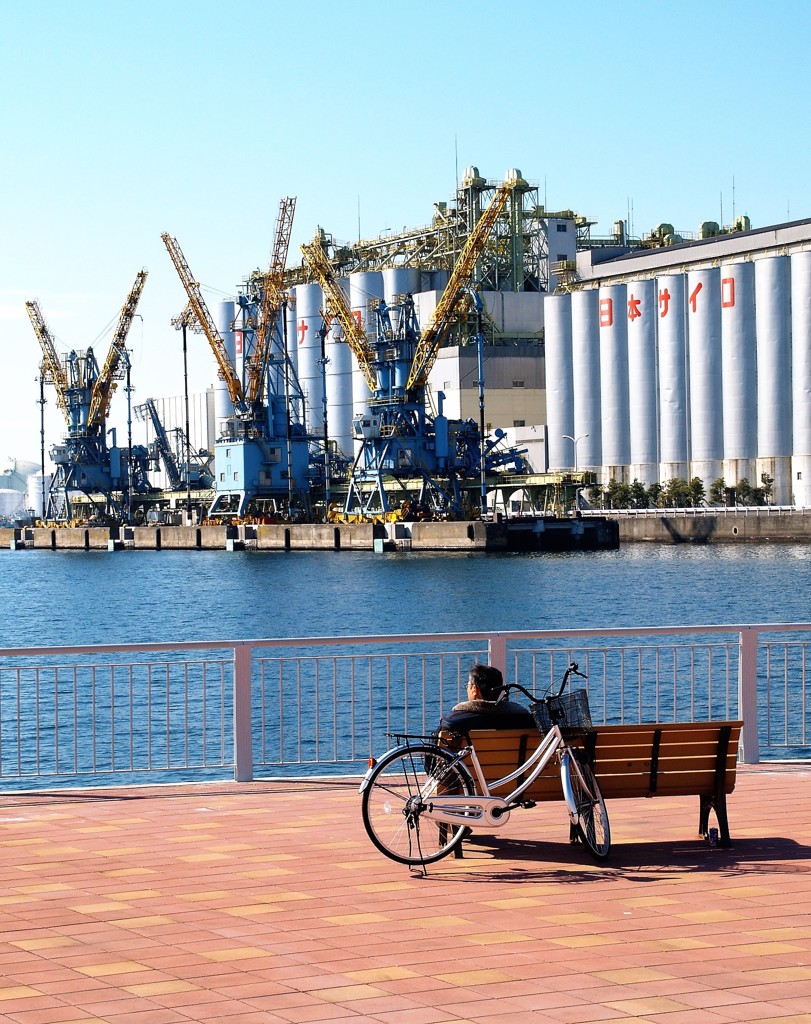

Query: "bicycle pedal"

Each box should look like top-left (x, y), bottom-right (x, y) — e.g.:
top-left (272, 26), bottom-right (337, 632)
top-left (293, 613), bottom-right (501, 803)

top-left (520, 799), bottom-right (537, 809)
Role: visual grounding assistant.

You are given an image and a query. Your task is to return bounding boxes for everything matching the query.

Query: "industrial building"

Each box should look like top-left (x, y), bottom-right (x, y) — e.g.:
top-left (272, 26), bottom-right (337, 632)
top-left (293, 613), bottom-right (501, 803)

top-left (545, 218), bottom-right (811, 506)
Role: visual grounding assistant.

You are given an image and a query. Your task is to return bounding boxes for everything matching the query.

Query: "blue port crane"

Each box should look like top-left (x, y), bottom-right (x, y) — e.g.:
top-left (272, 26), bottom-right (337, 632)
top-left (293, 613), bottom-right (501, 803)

top-left (25, 270), bottom-right (152, 523)
top-left (162, 198), bottom-right (313, 519)
top-left (300, 177), bottom-right (526, 520)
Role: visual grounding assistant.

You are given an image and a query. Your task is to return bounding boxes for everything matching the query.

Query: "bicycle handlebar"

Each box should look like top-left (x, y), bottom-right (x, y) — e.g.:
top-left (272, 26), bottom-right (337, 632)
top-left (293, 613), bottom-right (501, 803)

top-left (503, 661), bottom-right (586, 704)
top-left (556, 660), bottom-right (587, 697)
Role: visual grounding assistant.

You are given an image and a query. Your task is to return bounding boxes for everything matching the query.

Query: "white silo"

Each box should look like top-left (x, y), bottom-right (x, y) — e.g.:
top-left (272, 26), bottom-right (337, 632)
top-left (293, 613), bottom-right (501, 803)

top-left (325, 304), bottom-right (355, 459)
top-left (571, 289), bottom-right (602, 471)
top-left (285, 291), bottom-right (299, 377)
top-left (791, 250), bottom-right (811, 507)
top-left (598, 284), bottom-right (630, 482)
top-left (720, 261), bottom-right (758, 488)
top-left (349, 272), bottom-right (383, 417)
top-left (755, 256), bottom-right (792, 504)
top-left (214, 301), bottom-right (237, 437)
top-left (657, 274), bottom-right (689, 481)
top-left (383, 267), bottom-right (422, 399)
top-left (382, 267), bottom-right (421, 303)
top-left (686, 268), bottom-right (723, 486)
top-left (1, 458), bottom-right (39, 490)
top-left (295, 281), bottom-right (327, 434)
top-left (626, 279), bottom-right (658, 485)
top-left (26, 472), bottom-right (52, 519)
top-left (543, 293), bottom-right (574, 471)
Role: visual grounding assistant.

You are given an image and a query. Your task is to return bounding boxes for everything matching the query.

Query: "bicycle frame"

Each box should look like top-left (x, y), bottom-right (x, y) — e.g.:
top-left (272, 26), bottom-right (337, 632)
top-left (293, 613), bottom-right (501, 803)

top-left (368, 724), bottom-right (568, 830)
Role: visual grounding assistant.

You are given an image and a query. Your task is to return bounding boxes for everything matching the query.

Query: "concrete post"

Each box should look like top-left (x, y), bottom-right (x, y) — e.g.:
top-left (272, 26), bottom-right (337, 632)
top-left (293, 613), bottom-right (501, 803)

top-left (488, 635), bottom-right (507, 680)
top-left (738, 628), bottom-right (760, 764)
top-left (233, 644), bottom-right (254, 782)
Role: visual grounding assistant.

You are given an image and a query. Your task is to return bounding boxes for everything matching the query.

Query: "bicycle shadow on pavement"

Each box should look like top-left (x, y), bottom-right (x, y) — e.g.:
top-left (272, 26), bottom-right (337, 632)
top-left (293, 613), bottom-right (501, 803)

top-left (438, 832), bottom-right (811, 884)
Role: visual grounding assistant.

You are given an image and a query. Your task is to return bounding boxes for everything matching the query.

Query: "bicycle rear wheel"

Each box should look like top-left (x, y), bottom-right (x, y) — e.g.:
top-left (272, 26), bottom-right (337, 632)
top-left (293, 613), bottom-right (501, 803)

top-left (562, 752), bottom-right (611, 860)
top-left (361, 745), bottom-right (475, 866)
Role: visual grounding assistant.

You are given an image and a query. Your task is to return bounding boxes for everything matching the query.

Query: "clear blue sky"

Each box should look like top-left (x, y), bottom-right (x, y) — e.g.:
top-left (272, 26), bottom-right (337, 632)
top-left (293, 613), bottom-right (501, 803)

top-left (2, 0), bottom-right (809, 464)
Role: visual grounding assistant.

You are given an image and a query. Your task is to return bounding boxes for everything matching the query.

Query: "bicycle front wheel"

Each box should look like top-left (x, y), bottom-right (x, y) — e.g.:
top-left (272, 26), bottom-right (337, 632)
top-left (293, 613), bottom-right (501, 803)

top-left (361, 744), bottom-right (475, 866)
top-left (563, 752), bottom-right (611, 860)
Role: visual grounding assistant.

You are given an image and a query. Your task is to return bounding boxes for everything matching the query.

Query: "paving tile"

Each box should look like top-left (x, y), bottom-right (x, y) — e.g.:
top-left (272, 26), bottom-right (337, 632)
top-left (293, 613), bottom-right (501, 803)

top-left (0, 769), bottom-right (810, 1024)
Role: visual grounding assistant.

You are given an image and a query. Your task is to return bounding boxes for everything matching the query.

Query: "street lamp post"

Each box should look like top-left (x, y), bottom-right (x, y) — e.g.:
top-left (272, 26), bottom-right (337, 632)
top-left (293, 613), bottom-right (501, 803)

top-left (181, 320), bottom-right (192, 523)
top-left (562, 433), bottom-right (588, 473)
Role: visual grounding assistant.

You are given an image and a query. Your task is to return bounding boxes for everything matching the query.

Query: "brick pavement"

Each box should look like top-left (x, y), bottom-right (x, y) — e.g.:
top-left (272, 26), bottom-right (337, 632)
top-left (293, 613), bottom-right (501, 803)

top-left (0, 764), bottom-right (809, 1023)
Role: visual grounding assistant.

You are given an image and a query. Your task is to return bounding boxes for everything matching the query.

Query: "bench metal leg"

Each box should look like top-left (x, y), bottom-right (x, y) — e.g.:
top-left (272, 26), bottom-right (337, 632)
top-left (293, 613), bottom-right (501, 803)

top-left (700, 793), bottom-right (732, 847)
top-left (453, 826), bottom-right (472, 858)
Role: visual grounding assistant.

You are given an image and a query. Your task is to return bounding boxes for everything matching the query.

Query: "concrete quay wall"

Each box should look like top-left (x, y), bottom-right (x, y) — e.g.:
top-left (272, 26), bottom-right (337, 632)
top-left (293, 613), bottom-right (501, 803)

top-left (9, 513), bottom-right (808, 550)
top-left (409, 520), bottom-right (506, 550)
top-left (613, 511), bottom-right (811, 544)
top-left (4, 521), bottom-right (499, 552)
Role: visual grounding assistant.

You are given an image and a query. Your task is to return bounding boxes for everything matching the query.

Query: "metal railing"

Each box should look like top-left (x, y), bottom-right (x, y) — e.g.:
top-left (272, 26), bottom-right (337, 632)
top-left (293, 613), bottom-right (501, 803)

top-left (1, 623), bottom-right (810, 788)
top-left (580, 506), bottom-right (809, 518)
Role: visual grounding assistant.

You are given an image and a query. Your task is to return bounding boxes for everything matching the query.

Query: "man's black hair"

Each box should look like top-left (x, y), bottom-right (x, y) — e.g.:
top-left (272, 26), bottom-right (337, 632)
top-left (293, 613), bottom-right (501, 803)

top-left (469, 663), bottom-right (504, 701)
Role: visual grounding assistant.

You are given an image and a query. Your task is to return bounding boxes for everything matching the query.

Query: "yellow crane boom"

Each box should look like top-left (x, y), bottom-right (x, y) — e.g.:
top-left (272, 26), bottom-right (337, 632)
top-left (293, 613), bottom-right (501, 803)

top-left (87, 269), bottom-right (148, 428)
top-left (161, 232), bottom-right (246, 412)
top-left (25, 299), bottom-right (71, 422)
top-left (407, 178), bottom-right (516, 390)
top-left (246, 196), bottom-right (296, 406)
top-left (300, 235), bottom-right (378, 392)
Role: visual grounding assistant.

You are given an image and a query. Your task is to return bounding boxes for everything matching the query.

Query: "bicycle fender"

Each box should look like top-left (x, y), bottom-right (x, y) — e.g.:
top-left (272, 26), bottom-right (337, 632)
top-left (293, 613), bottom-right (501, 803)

top-left (559, 750), bottom-right (579, 823)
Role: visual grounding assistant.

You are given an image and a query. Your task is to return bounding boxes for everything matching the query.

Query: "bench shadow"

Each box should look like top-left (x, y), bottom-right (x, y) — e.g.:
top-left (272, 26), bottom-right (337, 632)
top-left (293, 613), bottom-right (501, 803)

top-left (438, 833), bottom-right (811, 883)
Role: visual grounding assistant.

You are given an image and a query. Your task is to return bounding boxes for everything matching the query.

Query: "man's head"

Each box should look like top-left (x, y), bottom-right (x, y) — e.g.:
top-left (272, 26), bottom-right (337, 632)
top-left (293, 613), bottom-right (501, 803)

top-left (467, 663), bottom-right (504, 702)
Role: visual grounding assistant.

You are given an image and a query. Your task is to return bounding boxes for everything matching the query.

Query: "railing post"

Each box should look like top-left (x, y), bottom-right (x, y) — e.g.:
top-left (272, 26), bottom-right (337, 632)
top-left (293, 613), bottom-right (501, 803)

top-left (488, 634), bottom-right (507, 679)
top-left (738, 627), bottom-right (760, 764)
top-left (233, 643), bottom-right (254, 782)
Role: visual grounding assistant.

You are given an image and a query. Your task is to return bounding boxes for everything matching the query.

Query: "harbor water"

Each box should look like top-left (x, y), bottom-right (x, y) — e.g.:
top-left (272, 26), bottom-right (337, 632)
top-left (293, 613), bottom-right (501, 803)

top-left (1, 544), bottom-right (810, 649)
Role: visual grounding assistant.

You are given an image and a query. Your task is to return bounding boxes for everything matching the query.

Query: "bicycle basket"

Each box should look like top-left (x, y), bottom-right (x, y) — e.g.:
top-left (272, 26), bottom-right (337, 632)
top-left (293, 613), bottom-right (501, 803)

top-left (532, 688), bottom-right (593, 739)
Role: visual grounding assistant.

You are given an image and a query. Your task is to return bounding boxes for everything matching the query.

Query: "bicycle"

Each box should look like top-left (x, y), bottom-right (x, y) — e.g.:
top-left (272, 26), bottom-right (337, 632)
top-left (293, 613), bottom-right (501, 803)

top-left (359, 662), bottom-right (610, 867)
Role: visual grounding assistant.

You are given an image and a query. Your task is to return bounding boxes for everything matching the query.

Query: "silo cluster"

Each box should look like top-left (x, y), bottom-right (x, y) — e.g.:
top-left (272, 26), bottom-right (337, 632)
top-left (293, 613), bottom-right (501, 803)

top-left (545, 253), bottom-right (811, 505)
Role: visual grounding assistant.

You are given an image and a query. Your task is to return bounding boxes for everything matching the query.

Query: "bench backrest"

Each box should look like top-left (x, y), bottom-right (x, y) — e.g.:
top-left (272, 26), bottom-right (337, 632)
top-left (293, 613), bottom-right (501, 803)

top-left (465, 721), bottom-right (743, 802)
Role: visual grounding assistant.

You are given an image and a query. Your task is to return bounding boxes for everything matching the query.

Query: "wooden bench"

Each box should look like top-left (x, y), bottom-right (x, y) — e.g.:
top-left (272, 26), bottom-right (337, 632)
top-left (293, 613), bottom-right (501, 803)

top-left (457, 720), bottom-right (743, 848)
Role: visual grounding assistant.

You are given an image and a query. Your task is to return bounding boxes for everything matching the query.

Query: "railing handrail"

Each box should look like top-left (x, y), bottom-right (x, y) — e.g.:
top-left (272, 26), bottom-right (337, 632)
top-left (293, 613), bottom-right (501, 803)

top-left (581, 505), bottom-right (807, 517)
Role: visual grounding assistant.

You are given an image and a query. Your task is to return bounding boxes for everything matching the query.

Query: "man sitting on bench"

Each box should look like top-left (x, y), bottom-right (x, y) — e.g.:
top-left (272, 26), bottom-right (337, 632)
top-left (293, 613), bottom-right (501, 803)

top-left (440, 664), bottom-right (534, 735)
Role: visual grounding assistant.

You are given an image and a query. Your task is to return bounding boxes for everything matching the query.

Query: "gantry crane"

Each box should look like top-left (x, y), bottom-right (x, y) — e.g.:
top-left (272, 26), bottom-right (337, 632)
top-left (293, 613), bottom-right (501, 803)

top-left (87, 270), bottom-right (148, 427)
top-left (26, 300), bottom-right (71, 423)
top-left (161, 234), bottom-right (248, 418)
top-left (300, 178), bottom-right (525, 519)
top-left (245, 197), bottom-right (296, 407)
top-left (134, 398), bottom-right (214, 491)
top-left (162, 200), bottom-right (313, 519)
top-left (25, 271), bottom-right (152, 523)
